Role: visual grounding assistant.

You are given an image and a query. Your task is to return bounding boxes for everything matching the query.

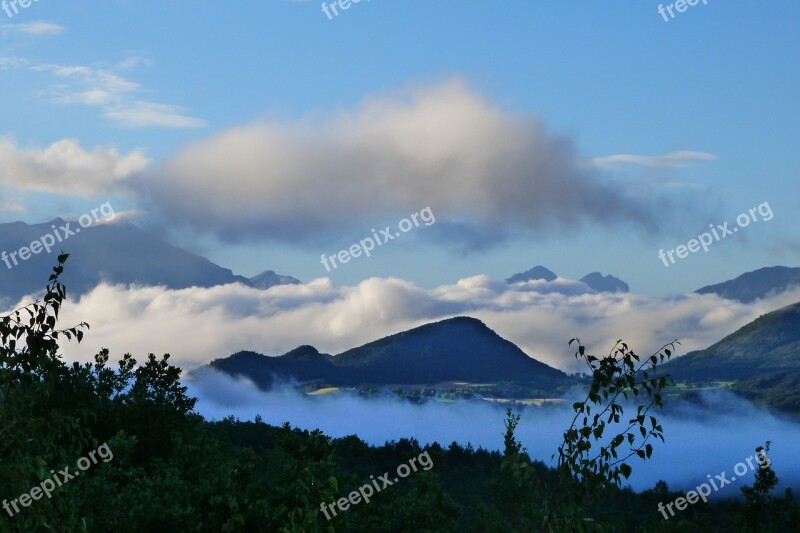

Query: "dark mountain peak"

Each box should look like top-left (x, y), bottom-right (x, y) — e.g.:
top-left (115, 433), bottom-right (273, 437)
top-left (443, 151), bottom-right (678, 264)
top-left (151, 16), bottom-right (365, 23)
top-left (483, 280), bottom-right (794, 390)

top-left (218, 350), bottom-right (267, 364)
top-left (285, 344), bottom-right (319, 356)
top-left (420, 316), bottom-right (487, 329)
top-left (695, 266), bottom-right (800, 303)
top-left (352, 316), bottom-right (495, 349)
top-left (207, 316), bottom-right (568, 390)
top-left (330, 315), bottom-right (567, 385)
top-left (282, 345), bottom-right (329, 360)
top-left (248, 270), bottom-right (301, 290)
top-left (580, 272), bottom-right (630, 293)
top-left (506, 265), bottom-right (557, 284)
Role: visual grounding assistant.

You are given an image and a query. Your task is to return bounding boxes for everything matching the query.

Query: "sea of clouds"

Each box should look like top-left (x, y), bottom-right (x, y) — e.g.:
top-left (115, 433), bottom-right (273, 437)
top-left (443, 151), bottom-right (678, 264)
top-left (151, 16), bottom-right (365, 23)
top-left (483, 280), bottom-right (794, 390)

top-left (189, 369), bottom-right (800, 494)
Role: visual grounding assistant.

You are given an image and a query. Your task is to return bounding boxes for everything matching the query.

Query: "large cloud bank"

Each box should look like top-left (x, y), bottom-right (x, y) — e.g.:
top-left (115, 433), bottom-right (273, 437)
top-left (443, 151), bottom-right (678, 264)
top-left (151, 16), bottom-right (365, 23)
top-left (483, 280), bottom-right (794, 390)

top-left (41, 274), bottom-right (800, 373)
top-left (131, 79), bottom-right (669, 246)
top-left (0, 137), bottom-right (148, 196)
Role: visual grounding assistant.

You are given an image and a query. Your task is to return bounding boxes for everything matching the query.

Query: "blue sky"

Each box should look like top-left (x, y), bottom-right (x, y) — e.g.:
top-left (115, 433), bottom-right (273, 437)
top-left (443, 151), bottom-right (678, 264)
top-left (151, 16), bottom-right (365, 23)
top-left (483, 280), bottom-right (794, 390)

top-left (1, 0), bottom-right (798, 295)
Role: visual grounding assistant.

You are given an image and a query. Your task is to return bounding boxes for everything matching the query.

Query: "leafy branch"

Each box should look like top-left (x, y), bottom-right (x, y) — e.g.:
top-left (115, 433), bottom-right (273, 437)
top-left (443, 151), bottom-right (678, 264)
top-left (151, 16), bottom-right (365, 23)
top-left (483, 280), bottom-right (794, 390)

top-left (557, 338), bottom-right (678, 491)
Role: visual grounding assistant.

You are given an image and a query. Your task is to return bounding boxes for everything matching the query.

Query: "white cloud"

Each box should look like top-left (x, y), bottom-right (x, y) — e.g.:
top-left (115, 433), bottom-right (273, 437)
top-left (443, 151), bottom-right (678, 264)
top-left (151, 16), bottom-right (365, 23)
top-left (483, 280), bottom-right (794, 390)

top-left (104, 101), bottom-right (207, 129)
top-left (132, 78), bottom-right (665, 246)
top-left (34, 61), bottom-right (206, 129)
top-left (0, 56), bottom-right (29, 69)
top-left (592, 151), bottom-right (717, 168)
top-left (40, 273), bottom-right (800, 373)
top-left (0, 21), bottom-right (64, 36)
top-left (0, 137), bottom-right (149, 196)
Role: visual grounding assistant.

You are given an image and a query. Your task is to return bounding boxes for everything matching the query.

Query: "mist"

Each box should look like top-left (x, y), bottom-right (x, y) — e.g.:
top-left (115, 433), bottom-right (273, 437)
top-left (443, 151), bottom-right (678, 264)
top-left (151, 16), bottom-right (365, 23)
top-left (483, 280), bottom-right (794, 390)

top-left (188, 369), bottom-right (800, 496)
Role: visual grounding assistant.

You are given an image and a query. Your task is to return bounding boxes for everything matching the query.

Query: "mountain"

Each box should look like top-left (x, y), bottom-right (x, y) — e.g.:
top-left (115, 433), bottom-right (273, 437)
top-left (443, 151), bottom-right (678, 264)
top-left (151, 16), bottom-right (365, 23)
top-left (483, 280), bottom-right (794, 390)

top-left (661, 301), bottom-right (800, 382)
top-left (206, 316), bottom-right (569, 390)
top-left (695, 266), bottom-right (800, 303)
top-left (0, 218), bottom-right (297, 303)
top-left (248, 270), bottom-right (301, 289)
top-left (210, 346), bottom-right (338, 388)
top-left (580, 272), bottom-right (629, 293)
top-left (732, 371), bottom-right (800, 414)
top-left (506, 265), bottom-right (557, 284)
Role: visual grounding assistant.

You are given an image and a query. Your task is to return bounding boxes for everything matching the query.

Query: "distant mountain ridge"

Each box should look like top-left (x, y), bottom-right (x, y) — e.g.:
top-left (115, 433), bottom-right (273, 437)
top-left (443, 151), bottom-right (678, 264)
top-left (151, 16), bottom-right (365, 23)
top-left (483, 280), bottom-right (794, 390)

top-left (506, 266), bottom-right (557, 284)
top-left (205, 316), bottom-right (569, 390)
top-left (580, 272), bottom-right (629, 293)
top-left (249, 270), bottom-right (301, 289)
top-left (0, 219), bottom-right (299, 303)
top-left (507, 265), bottom-right (630, 293)
top-left (695, 266), bottom-right (800, 303)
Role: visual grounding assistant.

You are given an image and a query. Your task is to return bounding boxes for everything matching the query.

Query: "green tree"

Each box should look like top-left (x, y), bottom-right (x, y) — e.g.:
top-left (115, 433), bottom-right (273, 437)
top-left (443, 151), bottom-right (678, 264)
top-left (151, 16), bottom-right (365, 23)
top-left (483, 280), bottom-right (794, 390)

top-left (488, 408), bottom-right (539, 531)
top-left (0, 255), bottom-right (91, 532)
top-left (266, 424), bottom-right (338, 532)
top-left (738, 442), bottom-right (800, 531)
top-left (543, 338), bottom-right (677, 531)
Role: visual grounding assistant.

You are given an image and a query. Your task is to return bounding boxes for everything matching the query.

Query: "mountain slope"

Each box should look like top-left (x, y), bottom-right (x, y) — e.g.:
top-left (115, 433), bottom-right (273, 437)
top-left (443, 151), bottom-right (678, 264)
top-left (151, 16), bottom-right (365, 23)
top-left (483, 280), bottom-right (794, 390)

top-left (732, 371), bottom-right (800, 414)
top-left (0, 219), bottom-right (298, 303)
top-left (661, 301), bottom-right (800, 382)
top-left (206, 316), bottom-right (569, 390)
top-left (695, 266), bottom-right (800, 303)
top-left (0, 219), bottom-right (249, 302)
top-left (210, 346), bottom-right (338, 389)
top-left (332, 316), bottom-right (567, 384)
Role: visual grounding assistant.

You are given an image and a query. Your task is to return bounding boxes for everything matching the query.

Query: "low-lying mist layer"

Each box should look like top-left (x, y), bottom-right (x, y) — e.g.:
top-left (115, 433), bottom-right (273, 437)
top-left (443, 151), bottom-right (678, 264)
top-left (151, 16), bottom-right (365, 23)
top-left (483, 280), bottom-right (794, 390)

top-left (188, 369), bottom-right (800, 494)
